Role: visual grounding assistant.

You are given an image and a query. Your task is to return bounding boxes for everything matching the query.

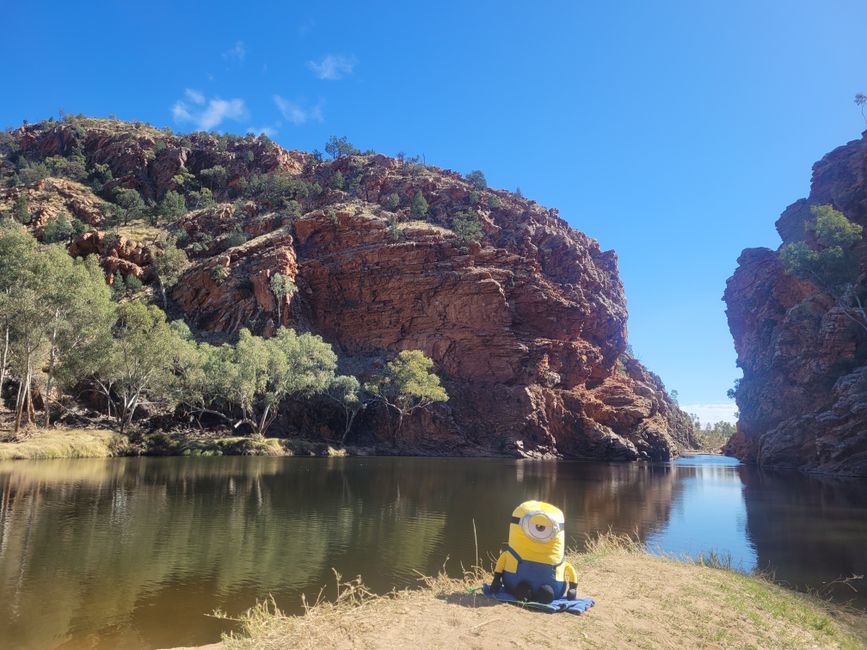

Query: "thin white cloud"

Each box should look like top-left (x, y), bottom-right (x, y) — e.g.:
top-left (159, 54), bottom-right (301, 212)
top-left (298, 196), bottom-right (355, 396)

top-left (171, 92), bottom-right (249, 131)
top-left (223, 41), bottom-right (246, 62)
top-left (171, 101), bottom-right (193, 123)
top-left (273, 95), bottom-right (324, 125)
top-left (306, 54), bottom-right (356, 80)
top-left (184, 88), bottom-right (205, 105)
top-left (682, 403), bottom-right (739, 425)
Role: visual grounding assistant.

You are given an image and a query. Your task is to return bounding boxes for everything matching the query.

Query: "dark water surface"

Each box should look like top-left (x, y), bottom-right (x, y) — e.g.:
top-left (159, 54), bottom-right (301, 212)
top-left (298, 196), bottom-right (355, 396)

top-left (0, 454), bottom-right (865, 649)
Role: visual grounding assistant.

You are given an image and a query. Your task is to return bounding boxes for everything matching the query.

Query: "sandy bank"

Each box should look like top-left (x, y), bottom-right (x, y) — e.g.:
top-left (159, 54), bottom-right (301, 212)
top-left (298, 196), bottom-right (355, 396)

top-left (180, 535), bottom-right (867, 649)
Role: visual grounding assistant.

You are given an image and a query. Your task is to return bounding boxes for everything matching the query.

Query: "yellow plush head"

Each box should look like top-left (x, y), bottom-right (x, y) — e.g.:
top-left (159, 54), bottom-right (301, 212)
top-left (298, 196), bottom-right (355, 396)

top-left (508, 500), bottom-right (566, 563)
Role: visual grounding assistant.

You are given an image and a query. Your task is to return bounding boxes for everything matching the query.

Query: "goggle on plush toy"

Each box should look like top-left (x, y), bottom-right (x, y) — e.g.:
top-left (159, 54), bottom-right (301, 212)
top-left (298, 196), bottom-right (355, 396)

top-left (489, 500), bottom-right (578, 603)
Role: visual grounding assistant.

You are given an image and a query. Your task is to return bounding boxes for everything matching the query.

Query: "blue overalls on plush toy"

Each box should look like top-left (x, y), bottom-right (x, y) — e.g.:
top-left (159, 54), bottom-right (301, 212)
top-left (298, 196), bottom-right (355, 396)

top-left (482, 500), bottom-right (594, 614)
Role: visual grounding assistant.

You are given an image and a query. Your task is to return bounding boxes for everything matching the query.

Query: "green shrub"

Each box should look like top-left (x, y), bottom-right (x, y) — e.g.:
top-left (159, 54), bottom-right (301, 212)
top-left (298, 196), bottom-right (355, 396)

top-left (156, 190), bottom-right (186, 223)
top-left (452, 211), bottom-right (483, 243)
top-left (212, 266), bottom-right (230, 284)
top-left (111, 273), bottom-right (127, 300)
top-left (411, 191), bottom-right (429, 218)
top-left (388, 217), bottom-right (400, 241)
top-left (223, 230), bottom-right (248, 249)
top-left (42, 212), bottom-right (75, 243)
top-left (331, 170), bottom-right (345, 190)
top-left (12, 195), bottom-right (30, 224)
top-left (45, 154), bottom-right (87, 182)
top-left (187, 187), bottom-right (215, 209)
top-left (384, 192), bottom-right (400, 211)
top-left (465, 170), bottom-right (487, 190)
top-left (200, 165), bottom-right (228, 190)
top-left (780, 204), bottom-right (863, 290)
top-left (125, 275), bottom-right (144, 292)
top-left (282, 200), bottom-right (302, 222)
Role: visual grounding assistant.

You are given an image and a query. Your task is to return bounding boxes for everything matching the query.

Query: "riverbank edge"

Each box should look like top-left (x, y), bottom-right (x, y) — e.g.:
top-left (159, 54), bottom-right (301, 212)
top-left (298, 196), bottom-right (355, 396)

top-left (0, 426), bottom-right (714, 462)
top-left (0, 427), bottom-right (365, 461)
top-left (180, 534), bottom-right (867, 650)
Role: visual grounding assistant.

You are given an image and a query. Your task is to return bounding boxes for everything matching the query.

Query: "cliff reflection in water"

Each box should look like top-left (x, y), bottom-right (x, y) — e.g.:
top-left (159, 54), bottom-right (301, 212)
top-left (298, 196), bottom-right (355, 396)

top-left (738, 466), bottom-right (867, 608)
top-left (2, 455), bottom-right (865, 649)
top-left (0, 456), bottom-right (682, 649)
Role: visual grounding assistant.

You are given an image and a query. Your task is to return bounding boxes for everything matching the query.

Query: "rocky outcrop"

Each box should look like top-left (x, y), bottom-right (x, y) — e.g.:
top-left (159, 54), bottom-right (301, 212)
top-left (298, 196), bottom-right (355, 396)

top-left (2, 117), bottom-right (696, 459)
top-left (0, 178), bottom-right (106, 231)
top-left (172, 195), bottom-right (695, 460)
top-left (724, 131), bottom-right (867, 476)
top-left (67, 230), bottom-right (153, 280)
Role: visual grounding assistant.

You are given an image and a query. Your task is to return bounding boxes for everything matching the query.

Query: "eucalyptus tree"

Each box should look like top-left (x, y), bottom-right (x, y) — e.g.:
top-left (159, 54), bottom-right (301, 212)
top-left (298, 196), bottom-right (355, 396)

top-left (269, 273), bottom-right (297, 317)
top-left (151, 234), bottom-right (189, 308)
top-left (326, 375), bottom-right (366, 443)
top-left (0, 225), bottom-right (37, 413)
top-left (95, 301), bottom-right (189, 434)
top-left (0, 232), bottom-right (111, 431)
top-left (37, 248), bottom-right (115, 426)
top-left (364, 349), bottom-right (448, 444)
top-left (209, 328), bottom-right (337, 436)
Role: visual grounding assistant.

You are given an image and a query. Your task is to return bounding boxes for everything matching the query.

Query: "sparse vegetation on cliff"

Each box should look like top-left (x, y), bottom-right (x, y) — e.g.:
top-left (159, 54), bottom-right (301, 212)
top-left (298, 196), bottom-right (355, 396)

top-left (725, 133), bottom-right (867, 475)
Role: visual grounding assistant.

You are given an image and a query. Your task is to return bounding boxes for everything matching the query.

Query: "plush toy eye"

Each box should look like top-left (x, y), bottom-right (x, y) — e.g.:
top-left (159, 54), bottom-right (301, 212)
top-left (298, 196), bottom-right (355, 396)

top-left (520, 512), bottom-right (560, 542)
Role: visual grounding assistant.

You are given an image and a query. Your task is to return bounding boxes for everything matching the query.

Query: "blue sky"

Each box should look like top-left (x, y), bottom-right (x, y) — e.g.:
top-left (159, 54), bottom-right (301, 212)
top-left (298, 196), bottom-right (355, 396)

top-left (4, 1), bottom-right (867, 423)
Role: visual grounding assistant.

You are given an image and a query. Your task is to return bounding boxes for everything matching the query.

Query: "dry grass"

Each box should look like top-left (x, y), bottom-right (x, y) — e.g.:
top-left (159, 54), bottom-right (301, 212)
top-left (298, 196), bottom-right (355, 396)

top-left (215, 533), bottom-right (867, 650)
top-left (115, 218), bottom-right (164, 244)
top-left (397, 220), bottom-right (454, 236)
top-left (0, 428), bottom-right (125, 460)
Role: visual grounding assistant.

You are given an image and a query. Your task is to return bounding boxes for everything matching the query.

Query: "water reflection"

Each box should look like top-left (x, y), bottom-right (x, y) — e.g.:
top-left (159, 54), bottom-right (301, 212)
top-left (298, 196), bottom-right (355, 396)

top-left (739, 467), bottom-right (867, 604)
top-left (649, 456), bottom-right (756, 571)
top-left (0, 455), bottom-right (864, 649)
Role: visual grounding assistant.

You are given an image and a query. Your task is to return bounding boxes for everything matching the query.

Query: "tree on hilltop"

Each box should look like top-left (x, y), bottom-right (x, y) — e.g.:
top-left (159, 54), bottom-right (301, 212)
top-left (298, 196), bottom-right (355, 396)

top-left (465, 170), bottom-right (487, 190)
top-left (325, 136), bottom-right (358, 159)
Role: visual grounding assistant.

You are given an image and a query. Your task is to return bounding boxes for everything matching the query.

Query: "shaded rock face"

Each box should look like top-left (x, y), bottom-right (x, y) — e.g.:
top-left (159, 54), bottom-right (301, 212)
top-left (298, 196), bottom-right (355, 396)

top-left (724, 131), bottom-right (867, 476)
top-left (4, 118), bottom-right (696, 459)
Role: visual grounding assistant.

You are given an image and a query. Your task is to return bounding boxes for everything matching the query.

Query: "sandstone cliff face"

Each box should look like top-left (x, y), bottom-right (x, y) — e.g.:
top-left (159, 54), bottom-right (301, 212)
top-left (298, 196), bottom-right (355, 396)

top-left (2, 118), bottom-right (696, 459)
top-left (724, 131), bottom-right (867, 476)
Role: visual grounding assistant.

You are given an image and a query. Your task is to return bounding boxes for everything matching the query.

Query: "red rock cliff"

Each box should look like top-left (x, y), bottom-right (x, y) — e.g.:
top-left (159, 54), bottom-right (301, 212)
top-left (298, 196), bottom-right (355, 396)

top-left (724, 131), bottom-right (867, 476)
top-left (3, 117), bottom-right (696, 458)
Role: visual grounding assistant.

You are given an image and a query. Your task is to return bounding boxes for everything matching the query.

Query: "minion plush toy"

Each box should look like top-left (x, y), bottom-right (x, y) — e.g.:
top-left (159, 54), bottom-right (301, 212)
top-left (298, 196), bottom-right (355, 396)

top-left (489, 500), bottom-right (578, 603)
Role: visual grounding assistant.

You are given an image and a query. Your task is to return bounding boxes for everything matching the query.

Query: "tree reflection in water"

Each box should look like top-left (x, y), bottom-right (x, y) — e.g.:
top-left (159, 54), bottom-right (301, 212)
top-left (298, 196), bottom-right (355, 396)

top-left (0, 455), bottom-right (864, 649)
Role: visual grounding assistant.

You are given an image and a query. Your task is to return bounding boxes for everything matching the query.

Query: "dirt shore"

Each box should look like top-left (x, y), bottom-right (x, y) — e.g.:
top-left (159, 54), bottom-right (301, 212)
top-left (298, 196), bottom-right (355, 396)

top-left (183, 535), bottom-right (866, 650)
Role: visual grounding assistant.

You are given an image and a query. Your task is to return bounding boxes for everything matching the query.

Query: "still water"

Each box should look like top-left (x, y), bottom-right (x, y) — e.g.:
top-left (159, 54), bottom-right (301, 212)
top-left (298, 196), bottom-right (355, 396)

top-left (0, 454), bottom-right (865, 649)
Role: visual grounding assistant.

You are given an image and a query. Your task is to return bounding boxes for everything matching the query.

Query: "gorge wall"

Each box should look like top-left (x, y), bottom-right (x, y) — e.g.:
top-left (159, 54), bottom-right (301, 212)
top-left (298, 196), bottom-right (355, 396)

top-left (724, 130), bottom-right (867, 476)
top-left (0, 117), bottom-right (696, 459)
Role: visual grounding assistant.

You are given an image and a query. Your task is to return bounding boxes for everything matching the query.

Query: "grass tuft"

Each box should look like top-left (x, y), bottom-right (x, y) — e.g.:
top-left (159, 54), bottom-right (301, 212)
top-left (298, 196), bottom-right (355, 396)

top-left (0, 428), bottom-right (125, 460)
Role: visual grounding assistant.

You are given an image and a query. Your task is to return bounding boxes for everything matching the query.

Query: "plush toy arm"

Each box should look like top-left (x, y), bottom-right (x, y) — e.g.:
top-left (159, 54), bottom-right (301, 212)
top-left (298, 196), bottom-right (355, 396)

top-left (490, 552), bottom-right (508, 593)
top-left (564, 561), bottom-right (578, 600)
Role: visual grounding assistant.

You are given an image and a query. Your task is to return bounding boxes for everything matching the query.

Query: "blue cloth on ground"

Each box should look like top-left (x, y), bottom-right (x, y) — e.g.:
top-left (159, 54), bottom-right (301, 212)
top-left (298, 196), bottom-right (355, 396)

top-left (481, 584), bottom-right (595, 614)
